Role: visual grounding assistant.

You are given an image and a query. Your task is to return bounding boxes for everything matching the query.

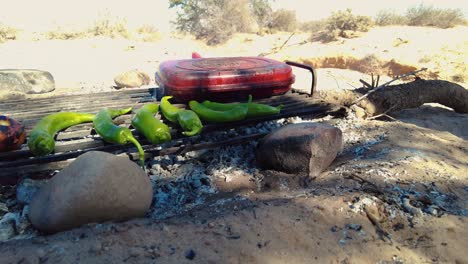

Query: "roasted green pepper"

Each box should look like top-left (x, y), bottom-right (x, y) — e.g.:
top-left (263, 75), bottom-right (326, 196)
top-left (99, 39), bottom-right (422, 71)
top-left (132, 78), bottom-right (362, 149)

top-left (160, 96), bottom-right (203, 136)
top-left (131, 103), bottom-right (171, 144)
top-left (93, 107), bottom-right (145, 168)
top-left (160, 96), bottom-right (180, 123)
top-left (29, 112), bottom-right (95, 156)
top-left (201, 95), bottom-right (283, 118)
top-left (188, 100), bottom-right (249, 123)
top-left (177, 110), bottom-right (203, 136)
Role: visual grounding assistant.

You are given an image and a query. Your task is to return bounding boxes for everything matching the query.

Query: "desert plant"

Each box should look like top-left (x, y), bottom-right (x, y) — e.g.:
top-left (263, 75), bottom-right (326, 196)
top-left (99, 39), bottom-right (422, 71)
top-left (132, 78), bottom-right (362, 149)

top-left (322, 9), bottom-right (373, 41)
top-left (0, 24), bottom-right (17, 43)
top-left (249, 0), bottom-right (273, 29)
top-left (136, 25), bottom-right (161, 42)
top-left (266, 9), bottom-right (297, 32)
top-left (89, 16), bottom-right (130, 39)
top-left (46, 27), bottom-right (87, 40)
top-left (170, 0), bottom-right (271, 45)
top-left (375, 9), bottom-right (409, 26)
top-left (406, 4), bottom-right (465, 28)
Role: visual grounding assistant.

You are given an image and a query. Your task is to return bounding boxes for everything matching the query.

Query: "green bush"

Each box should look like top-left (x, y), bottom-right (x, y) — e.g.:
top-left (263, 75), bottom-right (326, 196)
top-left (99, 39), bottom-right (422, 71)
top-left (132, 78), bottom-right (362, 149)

top-left (406, 4), bottom-right (466, 28)
top-left (322, 9), bottom-right (373, 41)
top-left (0, 24), bottom-right (17, 43)
top-left (267, 9), bottom-right (297, 32)
top-left (375, 10), bottom-right (408, 26)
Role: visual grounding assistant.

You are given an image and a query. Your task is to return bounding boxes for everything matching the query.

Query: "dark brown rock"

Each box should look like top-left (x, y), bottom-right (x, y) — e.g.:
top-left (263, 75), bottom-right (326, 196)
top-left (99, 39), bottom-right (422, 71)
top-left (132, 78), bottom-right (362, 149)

top-left (29, 151), bottom-right (153, 234)
top-left (255, 122), bottom-right (342, 177)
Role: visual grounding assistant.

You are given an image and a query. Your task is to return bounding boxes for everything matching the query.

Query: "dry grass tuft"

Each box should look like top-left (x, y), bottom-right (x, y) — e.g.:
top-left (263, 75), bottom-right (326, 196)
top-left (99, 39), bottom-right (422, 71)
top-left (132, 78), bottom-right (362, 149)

top-left (0, 24), bottom-right (17, 43)
top-left (136, 25), bottom-right (161, 42)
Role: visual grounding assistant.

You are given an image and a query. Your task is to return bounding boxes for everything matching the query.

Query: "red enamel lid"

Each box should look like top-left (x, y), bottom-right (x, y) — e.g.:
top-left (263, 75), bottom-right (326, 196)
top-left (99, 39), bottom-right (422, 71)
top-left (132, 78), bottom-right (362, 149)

top-left (157, 57), bottom-right (294, 91)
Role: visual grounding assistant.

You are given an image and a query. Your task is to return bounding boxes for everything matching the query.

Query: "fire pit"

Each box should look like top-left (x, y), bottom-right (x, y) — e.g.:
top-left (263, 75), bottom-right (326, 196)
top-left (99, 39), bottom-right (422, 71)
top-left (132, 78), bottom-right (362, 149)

top-left (0, 86), bottom-right (345, 239)
top-left (0, 87), bottom-right (343, 186)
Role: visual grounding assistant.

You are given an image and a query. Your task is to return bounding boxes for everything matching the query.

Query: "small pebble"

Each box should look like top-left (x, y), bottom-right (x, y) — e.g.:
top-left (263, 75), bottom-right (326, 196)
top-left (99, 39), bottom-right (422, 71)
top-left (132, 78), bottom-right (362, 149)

top-left (185, 249), bottom-right (196, 260)
top-left (129, 247), bottom-right (141, 258)
top-left (345, 224), bottom-right (362, 231)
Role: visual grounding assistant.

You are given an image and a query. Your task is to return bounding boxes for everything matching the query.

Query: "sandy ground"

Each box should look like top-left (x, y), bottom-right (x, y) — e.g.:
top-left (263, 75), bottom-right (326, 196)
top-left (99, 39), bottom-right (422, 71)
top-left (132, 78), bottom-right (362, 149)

top-left (0, 26), bottom-right (467, 263)
top-left (1, 25), bottom-right (466, 97)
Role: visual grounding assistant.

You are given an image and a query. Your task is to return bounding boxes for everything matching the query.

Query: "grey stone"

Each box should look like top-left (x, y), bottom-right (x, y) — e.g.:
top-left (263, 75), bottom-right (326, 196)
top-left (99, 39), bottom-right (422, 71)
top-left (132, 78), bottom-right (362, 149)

top-left (114, 70), bottom-right (150, 88)
top-left (0, 213), bottom-right (17, 241)
top-left (0, 202), bottom-right (8, 214)
top-left (255, 122), bottom-right (343, 177)
top-left (29, 151), bottom-right (153, 234)
top-left (16, 178), bottom-right (48, 205)
top-left (0, 69), bottom-right (55, 95)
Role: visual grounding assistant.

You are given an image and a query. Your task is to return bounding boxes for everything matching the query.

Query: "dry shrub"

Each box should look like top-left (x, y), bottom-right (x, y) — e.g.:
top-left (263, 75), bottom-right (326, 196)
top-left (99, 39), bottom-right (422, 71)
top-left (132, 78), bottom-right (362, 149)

top-left (267, 9), bottom-right (297, 32)
top-left (320, 9), bottom-right (373, 41)
top-left (0, 24), bottom-right (17, 43)
top-left (46, 28), bottom-right (87, 40)
top-left (375, 10), bottom-right (408, 26)
top-left (89, 16), bottom-right (130, 39)
top-left (136, 25), bottom-right (161, 42)
top-left (204, 0), bottom-right (256, 45)
top-left (170, 0), bottom-right (270, 45)
top-left (406, 4), bottom-right (466, 28)
top-left (250, 0), bottom-right (273, 30)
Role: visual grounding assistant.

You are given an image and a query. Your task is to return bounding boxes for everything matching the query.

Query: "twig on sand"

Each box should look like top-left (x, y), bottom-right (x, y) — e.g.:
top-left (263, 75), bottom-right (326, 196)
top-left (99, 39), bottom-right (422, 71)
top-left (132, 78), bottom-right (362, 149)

top-left (366, 114), bottom-right (397, 121)
top-left (345, 173), bottom-right (384, 195)
top-left (359, 79), bottom-right (373, 89)
top-left (258, 32), bottom-right (296, 57)
top-left (352, 68), bottom-right (428, 105)
top-left (278, 32), bottom-right (296, 51)
top-left (366, 105), bottom-right (398, 121)
top-left (364, 206), bottom-right (392, 243)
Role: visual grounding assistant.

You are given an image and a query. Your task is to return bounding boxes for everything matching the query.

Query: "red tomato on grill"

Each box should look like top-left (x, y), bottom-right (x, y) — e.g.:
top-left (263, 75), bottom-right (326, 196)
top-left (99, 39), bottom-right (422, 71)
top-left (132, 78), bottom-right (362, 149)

top-left (0, 115), bottom-right (26, 152)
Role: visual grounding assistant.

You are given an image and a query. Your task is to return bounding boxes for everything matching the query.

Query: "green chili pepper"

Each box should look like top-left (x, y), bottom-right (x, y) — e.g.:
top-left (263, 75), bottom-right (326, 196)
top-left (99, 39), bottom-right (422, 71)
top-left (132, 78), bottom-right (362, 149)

top-left (160, 96), bottom-right (180, 123)
top-left (201, 95), bottom-right (283, 118)
top-left (160, 96), bottom-right (203, 136)
top-left (131, 103), bottom-right (171, 144)
top-left (29, 112), bottom-right (96, 156)
top-left (177, 110), bottom-right (203, 136)
top-left (188, 100), bottom-right (249, 123)
top-left (93, 107), bottom-right (145, 168)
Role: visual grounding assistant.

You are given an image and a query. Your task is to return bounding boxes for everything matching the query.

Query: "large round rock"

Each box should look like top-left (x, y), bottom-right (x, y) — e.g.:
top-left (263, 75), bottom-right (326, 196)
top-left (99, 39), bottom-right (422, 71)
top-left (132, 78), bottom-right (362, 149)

top-left (0, 69), bottom-right (55, 94)
top-left (29, 151), bottom-right (153, 234)
top-left (256, 123), bottom-right (343, 177)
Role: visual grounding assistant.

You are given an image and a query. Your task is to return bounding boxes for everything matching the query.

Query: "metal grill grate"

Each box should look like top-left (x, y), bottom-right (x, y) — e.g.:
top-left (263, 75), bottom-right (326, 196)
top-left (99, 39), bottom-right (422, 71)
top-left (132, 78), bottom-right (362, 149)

top-left (0, 88), bottom-right (344, 185)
